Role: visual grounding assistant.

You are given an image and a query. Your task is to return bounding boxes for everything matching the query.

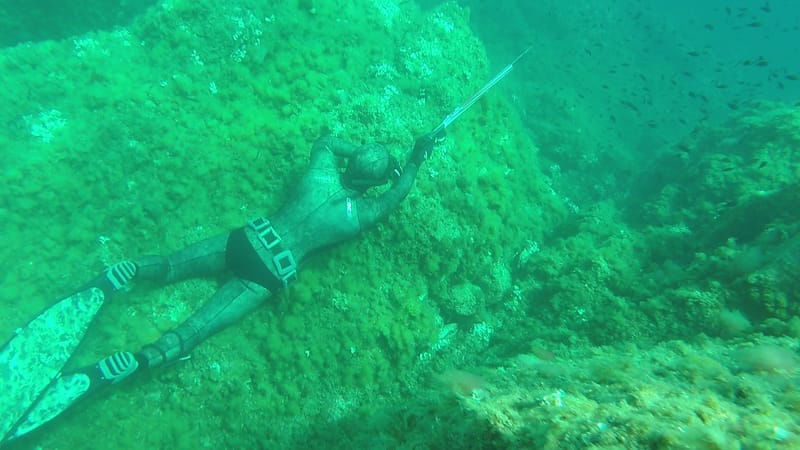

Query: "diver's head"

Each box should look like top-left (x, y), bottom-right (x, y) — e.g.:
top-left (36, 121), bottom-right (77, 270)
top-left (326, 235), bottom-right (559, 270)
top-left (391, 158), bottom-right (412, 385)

top-left (342, 143), bottom-right (395, 192)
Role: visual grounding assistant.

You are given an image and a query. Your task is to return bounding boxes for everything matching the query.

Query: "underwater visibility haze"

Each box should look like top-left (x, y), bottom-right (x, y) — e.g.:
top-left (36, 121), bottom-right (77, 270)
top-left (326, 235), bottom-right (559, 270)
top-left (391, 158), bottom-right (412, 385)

top-left (0, 0), bottom-right (799, 448)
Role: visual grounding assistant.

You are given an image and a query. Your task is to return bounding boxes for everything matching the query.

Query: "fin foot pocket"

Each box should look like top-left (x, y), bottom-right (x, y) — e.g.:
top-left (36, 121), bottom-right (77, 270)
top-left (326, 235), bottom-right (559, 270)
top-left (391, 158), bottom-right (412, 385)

top-left (105, 260), bottom-right (138, 291)
top-left (98, 351), bottom-right (138, 384)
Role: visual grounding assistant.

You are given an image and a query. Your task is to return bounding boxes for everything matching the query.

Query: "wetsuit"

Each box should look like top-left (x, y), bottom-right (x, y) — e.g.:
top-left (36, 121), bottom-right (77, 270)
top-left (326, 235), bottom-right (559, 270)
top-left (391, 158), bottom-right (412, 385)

top-left (130, 136), bottom-right (425, 368)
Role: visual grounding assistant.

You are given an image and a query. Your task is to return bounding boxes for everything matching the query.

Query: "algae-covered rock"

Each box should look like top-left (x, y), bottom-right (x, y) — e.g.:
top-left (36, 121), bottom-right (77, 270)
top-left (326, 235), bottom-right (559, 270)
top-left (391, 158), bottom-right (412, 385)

top-left (445, 282), bottom-right (483, 317)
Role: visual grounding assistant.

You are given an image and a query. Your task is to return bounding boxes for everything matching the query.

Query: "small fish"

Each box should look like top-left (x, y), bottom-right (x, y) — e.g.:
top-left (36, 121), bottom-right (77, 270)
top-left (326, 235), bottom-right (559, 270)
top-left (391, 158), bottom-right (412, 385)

top-left (757, 161), bottom-right (767, 168)
top-left (747, 21), bottom-right (763, 28)
top-left (620, 100), bottom-right (640, 112)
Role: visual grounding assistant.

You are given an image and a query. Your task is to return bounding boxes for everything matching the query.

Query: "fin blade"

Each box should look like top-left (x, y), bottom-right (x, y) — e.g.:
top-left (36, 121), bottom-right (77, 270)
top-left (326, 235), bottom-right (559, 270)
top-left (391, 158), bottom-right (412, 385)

top-left (0, 288), bottom-right (105, 443)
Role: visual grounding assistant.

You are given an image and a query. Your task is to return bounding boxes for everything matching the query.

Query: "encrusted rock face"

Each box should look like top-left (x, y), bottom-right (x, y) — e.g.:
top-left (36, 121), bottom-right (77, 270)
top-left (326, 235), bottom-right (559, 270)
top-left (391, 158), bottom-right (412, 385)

top-left (445, 281), bottom-right (484, 317)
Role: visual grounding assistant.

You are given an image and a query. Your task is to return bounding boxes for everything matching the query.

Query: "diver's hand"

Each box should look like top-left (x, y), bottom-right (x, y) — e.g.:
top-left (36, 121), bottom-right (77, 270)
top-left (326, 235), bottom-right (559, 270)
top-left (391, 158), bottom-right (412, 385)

top-left (387, 155), bottom-right (402, 184)
top-left (410, 130), bottom-right (445, 166)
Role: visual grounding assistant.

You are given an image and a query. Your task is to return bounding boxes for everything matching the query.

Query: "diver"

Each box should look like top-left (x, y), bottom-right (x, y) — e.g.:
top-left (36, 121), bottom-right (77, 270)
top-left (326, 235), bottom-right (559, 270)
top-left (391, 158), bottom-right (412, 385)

top-left (0, 133), bottom-right (442, 443)
top-left (129, 134), bottom-right (442, 370)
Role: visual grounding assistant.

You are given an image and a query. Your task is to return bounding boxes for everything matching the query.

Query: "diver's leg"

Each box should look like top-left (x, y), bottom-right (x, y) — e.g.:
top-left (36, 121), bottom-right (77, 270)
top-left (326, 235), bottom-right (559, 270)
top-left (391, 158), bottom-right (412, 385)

top-left (76, 232), bottom-right (229, 299)
top-left (137, 277), bottom-right (271, 368)
top-left (0, 235), bottom-right (234, 442)
top-left (7, 277), bottom-right (271, 439)
top-left (134, 232), bottom-right (229, 285)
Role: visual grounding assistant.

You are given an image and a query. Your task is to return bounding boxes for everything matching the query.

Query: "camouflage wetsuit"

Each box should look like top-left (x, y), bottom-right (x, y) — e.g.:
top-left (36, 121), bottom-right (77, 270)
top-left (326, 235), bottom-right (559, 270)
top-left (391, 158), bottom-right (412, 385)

top-left (122, 135), bottom-right (429, 368)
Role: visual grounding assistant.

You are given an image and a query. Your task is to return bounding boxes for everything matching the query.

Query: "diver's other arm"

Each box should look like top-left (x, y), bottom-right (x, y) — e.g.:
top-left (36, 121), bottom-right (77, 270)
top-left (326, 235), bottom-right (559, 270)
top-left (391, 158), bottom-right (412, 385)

top-left (306, 135), bottom-right (360, 173)
top-left (310, 135), bottom-right (359, 163)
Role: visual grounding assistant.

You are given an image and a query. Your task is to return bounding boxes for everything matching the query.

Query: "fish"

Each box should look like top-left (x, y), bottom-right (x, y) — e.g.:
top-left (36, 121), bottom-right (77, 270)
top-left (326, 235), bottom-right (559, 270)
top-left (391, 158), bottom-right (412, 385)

top-left (620, 100), bottom-right (640, 112)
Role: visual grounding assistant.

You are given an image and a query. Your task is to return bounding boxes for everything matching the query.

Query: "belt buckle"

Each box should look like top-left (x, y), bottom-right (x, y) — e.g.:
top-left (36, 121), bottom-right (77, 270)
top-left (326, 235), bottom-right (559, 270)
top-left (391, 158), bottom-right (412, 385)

top-left (273, 249), bottom-right (297, 287)
top-left (249, 217), bottom-right (281, 249)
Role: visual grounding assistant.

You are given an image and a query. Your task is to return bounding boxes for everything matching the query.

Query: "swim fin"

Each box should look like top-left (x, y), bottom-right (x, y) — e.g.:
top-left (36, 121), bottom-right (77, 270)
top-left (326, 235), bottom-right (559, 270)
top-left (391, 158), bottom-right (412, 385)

top-left (2, 351), bottom-right (138, 444)
top-left (0, 288), bottom-right (106, 444)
